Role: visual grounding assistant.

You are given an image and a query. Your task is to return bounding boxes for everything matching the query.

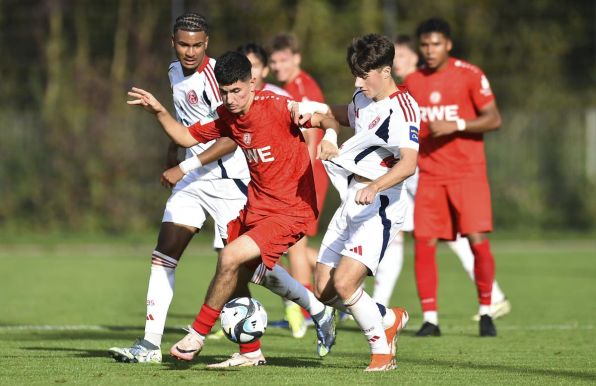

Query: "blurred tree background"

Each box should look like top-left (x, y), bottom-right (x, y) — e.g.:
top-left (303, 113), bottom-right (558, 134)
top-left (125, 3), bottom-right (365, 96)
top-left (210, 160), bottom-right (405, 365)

top-left (0, 0), bottom-right (594, 235)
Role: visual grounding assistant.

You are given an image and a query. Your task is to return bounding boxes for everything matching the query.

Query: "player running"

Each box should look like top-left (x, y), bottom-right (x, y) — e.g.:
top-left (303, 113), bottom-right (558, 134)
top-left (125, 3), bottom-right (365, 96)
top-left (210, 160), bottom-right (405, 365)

top-left (126, 51), bottom-right (338, 367)
top-left (313, 34), bottom-right (419, 371)
top-left (110, 14), bottom-right (335, 366)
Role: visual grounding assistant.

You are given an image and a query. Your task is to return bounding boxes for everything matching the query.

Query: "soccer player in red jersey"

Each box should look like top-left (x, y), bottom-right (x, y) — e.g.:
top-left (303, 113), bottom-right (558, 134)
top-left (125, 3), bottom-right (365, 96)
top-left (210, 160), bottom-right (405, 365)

top-left (127, 51), bottom-right (339, 366)
top-left (269, 33), bottom-right (329, 330)
top-left (404, 18), bottom-right (503, 337)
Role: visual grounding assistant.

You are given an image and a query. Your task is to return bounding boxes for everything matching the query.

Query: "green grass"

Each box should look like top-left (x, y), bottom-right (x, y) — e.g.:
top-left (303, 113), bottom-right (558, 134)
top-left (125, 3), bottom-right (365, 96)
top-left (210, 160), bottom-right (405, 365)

top-left (1, 238), bottom-right (595, 384)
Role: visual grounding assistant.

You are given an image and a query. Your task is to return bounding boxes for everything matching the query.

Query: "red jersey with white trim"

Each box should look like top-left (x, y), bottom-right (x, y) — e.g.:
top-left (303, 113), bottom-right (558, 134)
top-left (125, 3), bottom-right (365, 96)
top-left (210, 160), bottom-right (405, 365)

top-left (284, 70), bottom-right (324, 102)
top-left (187, 90), bottom-right (317, 220)
top-left (404, 57), bottom-right (495, 183)
top-left (169, 56), bottom-right (249, 180)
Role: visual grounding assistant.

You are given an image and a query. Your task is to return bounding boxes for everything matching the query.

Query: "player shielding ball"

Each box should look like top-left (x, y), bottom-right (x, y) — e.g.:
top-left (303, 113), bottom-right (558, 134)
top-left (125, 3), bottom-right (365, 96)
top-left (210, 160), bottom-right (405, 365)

top-left (127, 51), bottom-right (338, 367)
top-left (314, 34), bottom-right (419, 371)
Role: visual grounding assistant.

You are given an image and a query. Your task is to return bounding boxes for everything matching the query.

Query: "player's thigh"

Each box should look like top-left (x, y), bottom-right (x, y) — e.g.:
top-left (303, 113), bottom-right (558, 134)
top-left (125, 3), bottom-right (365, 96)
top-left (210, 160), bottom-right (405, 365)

top-left (413, 183), bottom-right (454, 240)
top-left (447, 178), bottom-right (493, 235)
top-left (162, 179), bottom-right (208, 230)
top-left (244, 213), bottom-right (308, 270)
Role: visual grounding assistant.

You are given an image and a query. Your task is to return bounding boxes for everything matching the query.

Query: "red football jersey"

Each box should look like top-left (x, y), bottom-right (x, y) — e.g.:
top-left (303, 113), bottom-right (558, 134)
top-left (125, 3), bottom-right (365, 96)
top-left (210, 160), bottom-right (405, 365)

top-left (284, 70), bottom-right (324, 103)
top-left (187, 90), bottom-right (318, 220)
top-left (404, 57), bottom-right (495, 183)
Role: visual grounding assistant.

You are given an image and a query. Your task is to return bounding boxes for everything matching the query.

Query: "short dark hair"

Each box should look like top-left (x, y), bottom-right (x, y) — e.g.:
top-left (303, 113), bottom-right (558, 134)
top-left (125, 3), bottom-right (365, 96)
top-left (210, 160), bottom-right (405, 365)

top-left (395, 34), bottom-right (416, 52)
top-left (270, 33), bottom-right (300, 54)
top-left (347, 34), bottom-right (394, 78)
top-left (237, 43), bottom-right (268, 67)
top-left (214, 51), bottom-right (252, 86)
top-left (173, 13), bottom-right (208, 35)
top-left (416, 17), bottom-right (451, 39)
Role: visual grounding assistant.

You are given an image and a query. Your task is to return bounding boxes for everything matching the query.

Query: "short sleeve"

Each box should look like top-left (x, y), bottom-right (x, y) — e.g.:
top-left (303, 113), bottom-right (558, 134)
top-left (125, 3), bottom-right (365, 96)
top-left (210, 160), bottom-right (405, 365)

top-left (388, 119), bottom-right (420, 157)
top-left (468, 69), bottom-right (495, 110)
top-left (187, 109), bottom-right (228, 143)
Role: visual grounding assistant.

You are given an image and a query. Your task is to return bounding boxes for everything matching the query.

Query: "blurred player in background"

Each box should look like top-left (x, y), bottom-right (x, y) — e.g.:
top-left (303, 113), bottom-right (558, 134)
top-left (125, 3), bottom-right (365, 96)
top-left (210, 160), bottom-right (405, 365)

top-left (373, 35), bottom-right (511, 325)
top-left (237, 43), bottom-right (290, 97)
top-left (404, 17), bottom-right (504, 337)
top-left (268, 33), bottom-right (329, 335)
top-left (126, 51), bottom-right (337, 367)
top-left (315, 34), bottom-right (418, 371)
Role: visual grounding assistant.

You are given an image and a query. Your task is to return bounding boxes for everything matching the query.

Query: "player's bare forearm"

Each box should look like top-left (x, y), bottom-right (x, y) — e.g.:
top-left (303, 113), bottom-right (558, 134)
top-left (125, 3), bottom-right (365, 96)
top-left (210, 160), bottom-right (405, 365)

top-left (127, 86), bottom-right (198, 148)
top-left (166, 140), bottom-right (180, 168)
top-left (330, 105), bottom-right (350, 127)
top-left (462, 101), bottom-right (502, 133)
top-left (197, 137), bottom-right (237, 166)
top-left (369, 148), bottom-right (418, 193)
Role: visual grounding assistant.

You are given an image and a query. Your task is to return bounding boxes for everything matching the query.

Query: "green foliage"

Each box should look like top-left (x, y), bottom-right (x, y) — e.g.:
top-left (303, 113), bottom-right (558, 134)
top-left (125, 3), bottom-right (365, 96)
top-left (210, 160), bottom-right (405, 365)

top-left (0, 0), bottom-right (593, 233)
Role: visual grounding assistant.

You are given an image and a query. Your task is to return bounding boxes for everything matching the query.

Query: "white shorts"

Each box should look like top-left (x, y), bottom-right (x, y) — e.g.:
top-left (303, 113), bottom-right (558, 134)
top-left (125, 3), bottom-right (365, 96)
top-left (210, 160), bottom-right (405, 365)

top-left (318, 179), bottom-right (407, 275)
top-left (401, 168), bottom-right (419, 232)
top-left (162, 176), bottom-right (249, 248)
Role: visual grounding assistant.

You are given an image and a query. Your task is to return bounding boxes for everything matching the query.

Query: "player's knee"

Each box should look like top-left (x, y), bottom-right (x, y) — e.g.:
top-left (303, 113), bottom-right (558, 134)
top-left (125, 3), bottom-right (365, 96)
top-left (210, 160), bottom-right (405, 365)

top-left (333, 277), bottom-right (356, 300)
top-left (218, 249), bottom-right (241, 273)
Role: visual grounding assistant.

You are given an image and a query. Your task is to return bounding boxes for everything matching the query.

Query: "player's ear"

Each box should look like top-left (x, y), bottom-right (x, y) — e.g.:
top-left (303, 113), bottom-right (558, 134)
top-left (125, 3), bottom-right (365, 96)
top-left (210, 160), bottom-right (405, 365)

top-left (204, 36), bottom-right (209, 49)
top-left (171, 35), bottom-right (175, 48)
top-left (262, 65), bottom-right (270, 78)
top-left (382, 66), bottom-right (392, 79)
top-left (294, 52), bottom-right (301, 67)
top-left (446, 38), bottom-right (453, 53)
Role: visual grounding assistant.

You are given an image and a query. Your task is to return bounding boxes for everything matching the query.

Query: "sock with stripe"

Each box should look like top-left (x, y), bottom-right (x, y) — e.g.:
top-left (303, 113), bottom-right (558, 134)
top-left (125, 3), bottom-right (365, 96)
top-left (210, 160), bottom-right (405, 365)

top-left (344, 288), bottom-right (389, 354)
top-left (143, 251), bottom-right (178, 347)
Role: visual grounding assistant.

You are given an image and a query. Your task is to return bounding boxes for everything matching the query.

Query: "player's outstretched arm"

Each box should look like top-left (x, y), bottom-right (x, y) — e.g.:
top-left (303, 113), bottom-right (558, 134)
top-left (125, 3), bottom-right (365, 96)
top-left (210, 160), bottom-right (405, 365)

top-left (310, 113), bottom-right (340, 160)
top-left (354, 148), bottom-right (417, 205)
top-left (329, 105), bottom-right (350, 127)
top-left (127, 87), bottom-right (198, 148)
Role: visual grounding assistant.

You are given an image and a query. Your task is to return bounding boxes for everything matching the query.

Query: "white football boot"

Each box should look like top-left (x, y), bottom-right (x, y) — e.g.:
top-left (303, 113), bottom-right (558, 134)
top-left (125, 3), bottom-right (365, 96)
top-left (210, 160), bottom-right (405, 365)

top-left (108, 339), bottom-right (162, 363)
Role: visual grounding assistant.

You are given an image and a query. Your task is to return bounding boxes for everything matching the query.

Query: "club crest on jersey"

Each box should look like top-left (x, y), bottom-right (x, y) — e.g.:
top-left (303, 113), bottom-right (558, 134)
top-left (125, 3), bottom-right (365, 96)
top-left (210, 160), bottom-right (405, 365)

top-left (368, 116), bottom-right (380, 130)
top-left (430, 91), bottom-right (441, 104)
top-left (243, 133), bottom-right (252, 145)
top-left (186, 90), bottom-right (199, 105)
top-left (409, 125), bottom-right (419, 143)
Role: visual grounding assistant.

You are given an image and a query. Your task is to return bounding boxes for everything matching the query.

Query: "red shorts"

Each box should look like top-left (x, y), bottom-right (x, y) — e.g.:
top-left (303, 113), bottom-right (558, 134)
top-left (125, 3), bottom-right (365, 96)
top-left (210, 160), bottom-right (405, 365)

top-left (306, 159), bottom-right (329, 236)
top-left (227, 209), bottom-right (310, 270)
top-left (413, 177), bottom-right (493, 240)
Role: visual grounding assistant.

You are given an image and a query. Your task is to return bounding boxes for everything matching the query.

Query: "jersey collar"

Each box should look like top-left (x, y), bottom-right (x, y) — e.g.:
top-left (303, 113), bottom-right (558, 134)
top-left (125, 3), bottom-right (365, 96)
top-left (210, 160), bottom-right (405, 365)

top-left (196, 56), bottom-right (210, 74)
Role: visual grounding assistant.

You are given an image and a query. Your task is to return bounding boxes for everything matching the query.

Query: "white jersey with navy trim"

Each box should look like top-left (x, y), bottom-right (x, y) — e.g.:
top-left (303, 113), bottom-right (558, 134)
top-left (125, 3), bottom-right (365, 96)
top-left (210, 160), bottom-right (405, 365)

top-left (169, 59), bottom-right (249, 180)
top-left (324, 87), bottom-right (420, 200)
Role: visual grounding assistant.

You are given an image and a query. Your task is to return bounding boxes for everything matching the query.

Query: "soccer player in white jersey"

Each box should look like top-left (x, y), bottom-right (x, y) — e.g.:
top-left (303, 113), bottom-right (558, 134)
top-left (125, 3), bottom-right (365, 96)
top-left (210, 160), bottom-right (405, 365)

top-left (312, 34), bottom-right (418, 371)
top-left (372, 35), bottom-right (511, 324)
top-left (109, 13), bottom-right (336, 365)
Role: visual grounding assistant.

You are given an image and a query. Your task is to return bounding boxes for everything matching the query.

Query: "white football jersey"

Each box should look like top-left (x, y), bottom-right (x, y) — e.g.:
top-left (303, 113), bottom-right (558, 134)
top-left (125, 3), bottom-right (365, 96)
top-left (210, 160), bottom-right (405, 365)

top-left (324, 87), bottom-right (420, 200)
top-left (169, 58), bottom-right (249, 180)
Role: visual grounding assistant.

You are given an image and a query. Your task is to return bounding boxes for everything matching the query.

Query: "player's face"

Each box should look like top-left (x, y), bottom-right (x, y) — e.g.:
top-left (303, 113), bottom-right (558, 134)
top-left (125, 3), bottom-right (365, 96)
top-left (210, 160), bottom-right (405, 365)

top-left (246, 52), bottom-right (269, 90)
top-left (418, 32), bottom-right (451, 71)
top-left (393, 44), bottom-right (418, 78)
top-left (354, 66), bottom-right (392, 101)
top-left (220, 78), bottom-right (256, 115)
top-left (269, 49), bottom-right (300, 83)
top-left (172, 30), bottom-right (209, 73)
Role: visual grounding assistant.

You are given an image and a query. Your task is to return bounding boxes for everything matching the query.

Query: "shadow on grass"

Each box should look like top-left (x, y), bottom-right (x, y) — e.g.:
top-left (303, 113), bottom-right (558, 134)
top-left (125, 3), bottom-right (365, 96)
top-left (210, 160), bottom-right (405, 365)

top-left (402, 357), bottom-right (596, 382)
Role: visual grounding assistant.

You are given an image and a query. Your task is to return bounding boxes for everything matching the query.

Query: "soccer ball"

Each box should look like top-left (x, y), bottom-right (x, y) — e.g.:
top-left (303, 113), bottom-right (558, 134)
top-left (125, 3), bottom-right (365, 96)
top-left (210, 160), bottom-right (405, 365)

top-left (220, 297), bottom-right (267, 343)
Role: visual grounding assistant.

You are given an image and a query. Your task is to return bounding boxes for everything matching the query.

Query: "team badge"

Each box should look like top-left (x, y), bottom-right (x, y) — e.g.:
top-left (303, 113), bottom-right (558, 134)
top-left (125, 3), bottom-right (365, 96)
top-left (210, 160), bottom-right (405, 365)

top-left (409, 125), bottom-right (419, 143)
top-left (430, 91), bottom-right (441, 104)
top-left (186, 90), bottom-right (198, 105)
top-left (368, 116), bottom-right (380, 130)
top-left (243, 133), bottom-right (252, 145)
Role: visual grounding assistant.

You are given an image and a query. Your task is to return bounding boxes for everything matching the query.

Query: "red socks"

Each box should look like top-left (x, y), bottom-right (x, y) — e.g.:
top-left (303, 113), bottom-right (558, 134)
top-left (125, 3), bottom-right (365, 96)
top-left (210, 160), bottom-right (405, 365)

top-left (239, 340), bottom-right (261, 354)
top-left (414, 239), bottom-right (438, 312)
top-left (192, 304), bottom-right (221, 336)
top-left (470, 239), bottom-right (495, 306)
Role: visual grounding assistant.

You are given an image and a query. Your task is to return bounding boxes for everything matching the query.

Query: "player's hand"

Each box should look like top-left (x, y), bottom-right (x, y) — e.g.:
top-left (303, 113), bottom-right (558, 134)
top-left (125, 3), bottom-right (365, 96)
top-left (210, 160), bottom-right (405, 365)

top-left (429, 120), bottom-right (458, 137)
top-left (160, 166), bottom-right (184, 188)
top-left (317, 140), bottom-right (339, 160)
top-left (354, 184), bottom-right (379, 205)
top-left (127, 87), bottom-right (166, 115)
top-left (289, 101), bottom-right (312, 126)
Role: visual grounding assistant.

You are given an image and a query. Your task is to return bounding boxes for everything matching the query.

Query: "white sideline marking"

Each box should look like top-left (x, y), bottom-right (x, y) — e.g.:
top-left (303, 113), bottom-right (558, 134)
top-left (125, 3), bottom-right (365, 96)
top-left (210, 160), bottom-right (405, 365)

top-left (0, 323), bottom-right (593, 332)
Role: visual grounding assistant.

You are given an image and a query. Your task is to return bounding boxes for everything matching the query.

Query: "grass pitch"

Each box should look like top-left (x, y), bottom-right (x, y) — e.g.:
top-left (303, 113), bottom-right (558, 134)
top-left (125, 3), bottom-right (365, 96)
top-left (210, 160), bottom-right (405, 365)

top-left (0, 236), bottom-right (595, 384)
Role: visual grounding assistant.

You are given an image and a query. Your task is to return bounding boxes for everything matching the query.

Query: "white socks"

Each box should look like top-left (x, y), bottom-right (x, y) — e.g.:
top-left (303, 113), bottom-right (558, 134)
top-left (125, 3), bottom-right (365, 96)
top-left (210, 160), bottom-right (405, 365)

top-left (345, 288), bottom-right (389, 354)
top-left (144, 251), bottom-right (178, 347)
top-left (373, 232), bottom-right (404, 306)
top-left (423, 311), bottom-right (438, 326)
top-left (253, 264), bottom-right (325, 316)
top-left (447, 235), bottom-right (506, 304)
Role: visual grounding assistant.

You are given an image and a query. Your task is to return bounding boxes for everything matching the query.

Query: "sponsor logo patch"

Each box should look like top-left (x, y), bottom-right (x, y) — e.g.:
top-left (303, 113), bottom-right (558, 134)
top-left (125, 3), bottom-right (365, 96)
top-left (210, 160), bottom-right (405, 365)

top-left (368, 116), bottom-right (380, 130)
top-left (430, 91), bottom-right (441, 104)
top-left (409, 126), bottom-right (419, 143)
top-left (243, 133), bottom-right (252, 145)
